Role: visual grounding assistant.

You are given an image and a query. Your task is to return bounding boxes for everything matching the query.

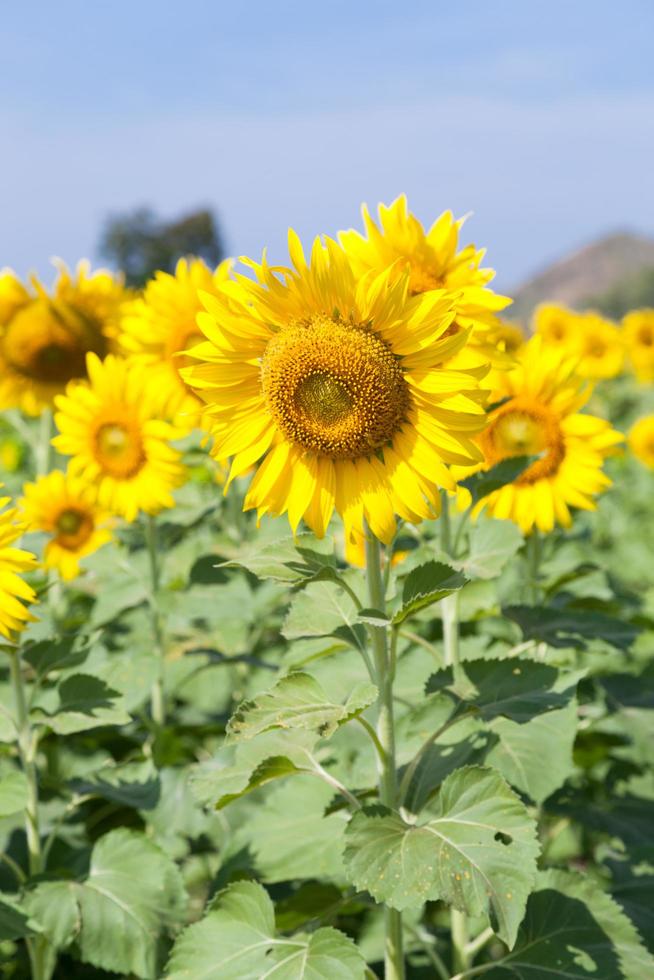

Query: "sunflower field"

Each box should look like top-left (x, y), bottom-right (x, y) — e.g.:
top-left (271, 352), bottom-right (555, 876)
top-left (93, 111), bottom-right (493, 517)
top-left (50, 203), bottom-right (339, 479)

top-left (2, 197), bottom-right (654, 980)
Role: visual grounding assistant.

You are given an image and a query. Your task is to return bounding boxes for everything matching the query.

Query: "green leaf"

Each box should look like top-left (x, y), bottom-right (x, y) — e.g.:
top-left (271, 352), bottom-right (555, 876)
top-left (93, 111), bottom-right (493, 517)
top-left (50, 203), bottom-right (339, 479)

top-left (222, 531), bottom-right (336, 583)
top-left (425, 658), bottom-right (579, 724)
top-left (460, 455), bottom-right (535, 505)
top-left (459, 519), bottom-right (523, 580)
top-left (24, 881), bottom-right (79, 949)
top-left (190, 731), bottom-right (318, 810)
top-left (31, 673), bottom-right (131, 734)
top-left (0, 896), bottom-right (38, 940)
top-left (392, 561), bottom-right (466, 625)
top-left (22, 635), bottom-right (92, 678)
top-left (69, 759), bottom-right (160, 810)
top-left (244, 776), bottom-right (347, 882)
top-left (226, 672), bottom-right (377, 742)
top-left (504, 604), bottom-right (640, 652)
top-left (76, 828), bottom-right (187, 979)
top-left (166, 880), bottom-right (366, 980)
top-left (282, 577), bottom-right (365, 651)
top-left (0, 762), bottom-right (28, 816)
top-left (484, 869), bottom-right (654, 979)
top-left (343, 766), bottom-right (539, 947)
top-left (605, 848), bottom-right (654, 954)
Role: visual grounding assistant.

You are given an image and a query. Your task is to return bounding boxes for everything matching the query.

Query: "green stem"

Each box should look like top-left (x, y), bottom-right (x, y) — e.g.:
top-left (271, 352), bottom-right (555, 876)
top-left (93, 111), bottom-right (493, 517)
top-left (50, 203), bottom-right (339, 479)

top-left (439, 489), bottom-right (452, 555)
top-left (364, 528), bottom-right (405, 980)
top-left (451, 908), bottom-right (470, 974)
top-left (145, 515), bottom-right (166, 726)
top-left (35, 408), bottom-right (53, 476)
top-left (441, 592), bottom-right (460, 670)
top-left (526, 530), bottom-right (542, 604)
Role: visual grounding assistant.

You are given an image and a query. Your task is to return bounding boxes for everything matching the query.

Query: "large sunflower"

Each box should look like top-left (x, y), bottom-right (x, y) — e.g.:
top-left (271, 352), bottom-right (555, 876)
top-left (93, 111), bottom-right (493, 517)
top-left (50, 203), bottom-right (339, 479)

top-left (0, 262), bottom-right (127, 415)
top-left (53, 354), bottom-right (186, 521)
top-left (338, 195), bottom-right (512, 369)
top-left (20, 470), bottom-right (113, 580)
top-left (119, 257), bottom-right (232, 425)
top-left (453, 336), bottom-right (623, 533)
top-left (182, 231), bottom-right (490, 550)
top-left (0, 492), bottom-right (38, 639)
top-left (623, 309), bottom-right (654, 382)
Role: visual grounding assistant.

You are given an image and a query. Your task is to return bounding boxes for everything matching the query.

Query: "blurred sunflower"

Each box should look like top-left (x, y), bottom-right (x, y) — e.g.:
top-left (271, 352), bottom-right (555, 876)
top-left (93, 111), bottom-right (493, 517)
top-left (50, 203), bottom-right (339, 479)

top-left (575, 312), bottom-right (624, 380)
top-left (623, 309), bottom-right (654, 382)
top-left (628, 415), bottom-right (654, 469)
top-left (183, 231), bottom-right (490, 550)
top-left (53, 354), bottom-right (186, 521)
top-left (0, 263), bottom-right (128, 415)
top-left (20, 470), bottom-right (113, 580)
top-left (338, 196), bottom-right (512, 370)
top-left (453, 336), bottom-right (623, 533)
top-left (533, 304), bottom-right (578, 348)
top-left (0, 492), bottom-right (38, 639)
top-left (119, 257), bottom-right (232, 425)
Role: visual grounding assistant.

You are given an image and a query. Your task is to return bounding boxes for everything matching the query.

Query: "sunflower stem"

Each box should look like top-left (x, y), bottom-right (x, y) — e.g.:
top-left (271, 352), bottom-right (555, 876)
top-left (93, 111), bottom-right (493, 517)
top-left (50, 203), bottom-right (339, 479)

top-left (363, 527), bottom-right (405, 980)
top-left (145, 514), bottom-right (166, 727)
top-left (451, 908), bottom-right (471, 974)
top-left (35, 408), bottom-right (53, 477)
top-left (526, 530), bottom-right (542, 604)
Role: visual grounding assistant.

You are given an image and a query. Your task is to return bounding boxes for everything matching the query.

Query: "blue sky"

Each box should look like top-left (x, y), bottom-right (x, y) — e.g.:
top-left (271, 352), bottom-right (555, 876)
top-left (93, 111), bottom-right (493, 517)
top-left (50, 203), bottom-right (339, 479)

top-left (2, 0), bottom-right (654, 292)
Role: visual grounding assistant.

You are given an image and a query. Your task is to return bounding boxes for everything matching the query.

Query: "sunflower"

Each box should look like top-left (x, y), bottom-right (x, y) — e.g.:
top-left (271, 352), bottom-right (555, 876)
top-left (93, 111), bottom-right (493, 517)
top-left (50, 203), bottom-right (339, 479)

top-left (119, 257), bottom-right (232, 425)
top-left (623, 309), bottom-right (654, 382)
top-left (452, 337), bottom-right (623, 533)
top-left (182, 231), bottom-right (490, 551)
top-left (338, 195), bottom-right (512, 370)
top-left (52, 354), bottom-right (186, 521)
top-left (0, 492), bottom-right (38, 639)
top-left (574, 312), bottom-right (624, 380)
top-left (628, 415), bottom-right (654, 469)
top-left (20, 470), bottom-right (113, 580)
top-left (0, 262), bottom-right (127, 415)
top-left (533, 304), bottom-right (578, 348)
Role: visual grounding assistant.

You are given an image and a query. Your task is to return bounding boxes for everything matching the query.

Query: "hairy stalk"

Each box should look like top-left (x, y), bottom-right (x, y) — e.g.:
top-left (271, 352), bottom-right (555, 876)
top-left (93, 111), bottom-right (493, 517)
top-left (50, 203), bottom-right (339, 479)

top-left (451, 908), bottom-right (471, 974)
top-left (145, 515), bottom-right (166, 726)
top-left (9, 647), bottom-right (53, 980)
top-left (364, 529), bottom-right (404, 980)
top-left (35, 408), bottom-right (53, 477)
top-left (526, 530), bottom-right (542, 604)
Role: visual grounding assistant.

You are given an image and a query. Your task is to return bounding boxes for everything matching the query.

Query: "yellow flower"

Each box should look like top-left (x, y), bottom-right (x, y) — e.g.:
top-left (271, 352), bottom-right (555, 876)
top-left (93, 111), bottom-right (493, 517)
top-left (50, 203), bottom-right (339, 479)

top-left (183, 231), bottom-right (489, 551)
top-left (338, 196), bottom-right (512, 369)
top-left (0, 492), bottom-right (38, 639)
top-left (628, 415), bottom-right (654, 469)
top-left (534, 304), bottom-right (624, 380)
top-left (0, 262), bottom-right (128, 415)
top-left (453, 337), bottom-right (623, 533)
top-left (623, 309), bottom-right (654, 382)
top-left (119, 257), bottom-right (232, 425)
top-left (53, 354), bottom-right (186, 521)
top-left (20, 470), bottom-right (113, 580)
top-left (533, 304), bottom-right (577, 348)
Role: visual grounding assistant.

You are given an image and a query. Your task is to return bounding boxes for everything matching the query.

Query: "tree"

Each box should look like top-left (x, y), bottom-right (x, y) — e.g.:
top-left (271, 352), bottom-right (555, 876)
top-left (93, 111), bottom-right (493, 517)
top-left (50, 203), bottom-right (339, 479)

top-left (99, 207), bottom-right (225, 287)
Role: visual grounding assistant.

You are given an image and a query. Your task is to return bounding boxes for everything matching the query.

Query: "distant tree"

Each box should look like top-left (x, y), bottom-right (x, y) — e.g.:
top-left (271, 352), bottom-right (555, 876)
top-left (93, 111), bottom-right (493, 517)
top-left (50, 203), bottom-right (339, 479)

top-left (99, 206), bottom-right (224, 287)
top-left (584, 266), bottom-right (654, 319)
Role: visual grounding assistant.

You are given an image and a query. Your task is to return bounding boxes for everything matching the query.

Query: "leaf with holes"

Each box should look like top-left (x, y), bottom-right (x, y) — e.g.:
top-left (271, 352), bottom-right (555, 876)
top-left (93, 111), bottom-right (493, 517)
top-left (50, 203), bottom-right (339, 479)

top-left (165, 879), bottom-right (366, 979)
top-left (343, 766), bottom-right (539, 947)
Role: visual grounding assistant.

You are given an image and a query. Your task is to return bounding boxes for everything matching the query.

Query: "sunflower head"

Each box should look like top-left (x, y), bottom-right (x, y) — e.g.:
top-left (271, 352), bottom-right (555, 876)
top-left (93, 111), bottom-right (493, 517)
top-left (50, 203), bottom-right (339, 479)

top-left (119, 257), bottom-right (232, 425)
top-left (575, 312), bottom-right (624, 380)
top-left (183, 229), bottom-right (490, 549)
top-left (623, 309), bottom-right (654, 382)
top-left (452, 336), bottom-right (623, 533)
top-left (628, 415), bottom-right (654, 469)
top-left (533, 304), bottom-right (577, 347)
top-left (0, 490), bottom-right (38, 640)
top-left (53, 354), bottom-right (187, 522)
top-left (20, 470), bottom-right (113, 580)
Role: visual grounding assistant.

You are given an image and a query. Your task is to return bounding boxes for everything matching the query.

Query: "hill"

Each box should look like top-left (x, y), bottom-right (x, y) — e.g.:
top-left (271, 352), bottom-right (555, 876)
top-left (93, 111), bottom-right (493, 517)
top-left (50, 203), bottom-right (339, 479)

top-left (510, 232), bottom-right (654, 324)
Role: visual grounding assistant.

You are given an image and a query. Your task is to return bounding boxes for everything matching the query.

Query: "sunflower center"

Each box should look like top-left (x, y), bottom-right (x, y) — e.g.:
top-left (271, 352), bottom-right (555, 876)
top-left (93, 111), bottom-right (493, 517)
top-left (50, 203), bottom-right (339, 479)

top-left (94, 422), bottom-right (146, 478)
top-left (55, 507), bottom-right (94, 550)
top-left (638, 326), bottom-right (654, 347)
top-left (584, 338), bottom-right (607, 358)
top-left (408, 261), bottom-right (443, 295)
top-left (2, 301), bottom-right (106, 385)
top-left (262, 314), bottom-right (410, 459)
top-left (481, 398), bottom-right (565, 483)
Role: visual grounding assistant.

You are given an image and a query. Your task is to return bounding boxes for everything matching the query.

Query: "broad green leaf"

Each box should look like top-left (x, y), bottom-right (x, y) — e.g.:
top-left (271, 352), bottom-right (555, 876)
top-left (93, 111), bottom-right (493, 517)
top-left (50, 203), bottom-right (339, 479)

top-left (22, 635), bottom-right (92, 678)
top-left (24, 881), bottom-right (79, 949)
top-left (484, 869), bottom-right (654, 980)
top-left (425, 658), bottom-right (579, 723)
top-left (190, 730), bottom-right (318, 810)
top-left (0, 762), bottom-right (28, 816)
top-left (222, 532), bottom-right (336, 583)
top-left (601, 664), bottom-right (654, 710)
top-left (244, 776), bottom-right (347, 882)
top-left (76, 828), bottom-right (187, 979)
top-left (392, 561), bottom-right (466, 625)
top-left (31, 673), bottom-right (131, 734)
top-left (274, 882), bottom-right (346, 932)
top-left (486, 700), bottom-right (578, 804)
top-left (459, 455), bottom-right (534, 504)
top-left (282, 577), bottom-right (365, 651)
top-left (549, 784), bottom-right (654, 848)
top-left (166, 879), bottom-right (365, 980)
top-left (504, 604), bottom-right (640, 652)
top-left (0, 896), bottom-right (38, 940)
top-left (459, 519), bottom-right (523, 580)
top-left (69, 759), bottom-right (160, 810)
top-left (605, 848), bottom-right (654, 954)
top-left (343, 766), bottom-right (539, 947)
top-left (282, 636), bottom-right (351, 669)
top-left (226, 672), bottom-right (377, 742)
